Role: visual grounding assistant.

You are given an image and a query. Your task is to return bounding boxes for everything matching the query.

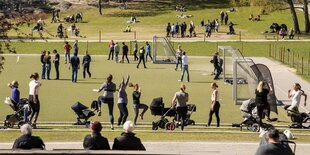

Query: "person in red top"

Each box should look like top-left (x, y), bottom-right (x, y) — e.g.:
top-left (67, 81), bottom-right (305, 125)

top-left (64, 41), bottom-right (72, 64)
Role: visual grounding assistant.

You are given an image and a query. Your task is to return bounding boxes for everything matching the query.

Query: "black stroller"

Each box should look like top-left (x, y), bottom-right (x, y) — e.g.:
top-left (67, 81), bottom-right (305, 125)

top-left (71, 101), bottom-right (99, 127)
top-left (150, 97), bottom-right (196, 131)
top-left (233, 99), bottom-right (273, 132)
top-left (285, 106), bottom-right (310, 129)
top-left (3, 98), bottom-right (31, 129)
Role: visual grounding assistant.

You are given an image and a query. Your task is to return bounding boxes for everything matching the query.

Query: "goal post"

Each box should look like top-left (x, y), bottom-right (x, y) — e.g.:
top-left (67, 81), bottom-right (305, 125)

top-left (152, 36), bottom-right (176, 64)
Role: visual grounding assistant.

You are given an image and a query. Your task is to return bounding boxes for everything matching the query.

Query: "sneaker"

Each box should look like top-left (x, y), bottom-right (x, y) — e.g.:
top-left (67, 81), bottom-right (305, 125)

top-left (140, 114), bottom-right (144, 120)
top-left (178, 80), bottom-right (182, 82)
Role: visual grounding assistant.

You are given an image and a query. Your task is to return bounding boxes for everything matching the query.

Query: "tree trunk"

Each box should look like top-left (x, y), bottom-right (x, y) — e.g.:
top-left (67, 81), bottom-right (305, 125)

top-left (99, 0), bottom-right (102, 15)
top-left (303, 0), bottom-right (310, 32)
top-left (287, 0), bottom-right (301, 34)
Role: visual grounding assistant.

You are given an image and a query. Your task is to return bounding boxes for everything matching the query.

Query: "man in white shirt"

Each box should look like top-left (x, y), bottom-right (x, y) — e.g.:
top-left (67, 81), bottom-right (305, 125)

top-left (179, 51), bottom-right (189, 82)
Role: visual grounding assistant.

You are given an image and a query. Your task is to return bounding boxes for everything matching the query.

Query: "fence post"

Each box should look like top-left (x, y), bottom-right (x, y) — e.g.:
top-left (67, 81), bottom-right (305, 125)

top-left (99, 31), bottom-right (101, 42)
top-left (297, 53), bottom-right (300, 72)
top-left (134, 31), bottom-right (137, 40)
top-left (129, 41), bottom-right (132, 55)
top-left (269, 44), bottom-right (271, 57)
top-left (292, 51), bottom-right (295, 67)
top-left (275, 45), bottom-right (277, 60)
top-left (308, 51), bottom-right (310, 76)
top-left (284, 47), bottom-right (286, 63)
top-left (302, 57), bottom-right (304, 75)
top-left (287, 49), bottom-right (290, 65)
top-left (239, 31), bottom-right (241, 41)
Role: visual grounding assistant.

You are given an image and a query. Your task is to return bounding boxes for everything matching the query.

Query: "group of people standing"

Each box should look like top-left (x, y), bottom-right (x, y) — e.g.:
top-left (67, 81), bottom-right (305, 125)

top-left (107, 40), bottom-right (153, 69)
top-left (40, 41), bottom-right (92, 83)
top-left (166, 21), bottom-right (195, 38)
top-left (94, 74), bottom-right (149, 130)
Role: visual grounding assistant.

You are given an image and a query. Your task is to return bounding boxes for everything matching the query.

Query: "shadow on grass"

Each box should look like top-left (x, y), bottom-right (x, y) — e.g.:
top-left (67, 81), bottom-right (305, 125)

top-left (56, 79), bottom-right (71, 81)
top-left (77, 81), bottom-right (102, 84)
top-left (190, 81), bottom-right (213, 84)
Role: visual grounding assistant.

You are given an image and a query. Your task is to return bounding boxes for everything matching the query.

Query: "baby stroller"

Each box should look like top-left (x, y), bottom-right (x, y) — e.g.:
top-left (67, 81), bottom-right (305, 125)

top-left (150, 97), bottom-right (196, 131)
top-left (71, 101), bottom-right (99, 127)
top-left (285, 106), bottom-right (310, 129)
top-left (233, 99), bottom-right (273, 132)
top-left (3, 98), bottom-right (31, 129)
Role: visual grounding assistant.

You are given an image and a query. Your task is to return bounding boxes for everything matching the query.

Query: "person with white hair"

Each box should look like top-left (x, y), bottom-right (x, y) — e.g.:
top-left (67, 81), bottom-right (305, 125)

top-left (12, 124), bottom-right (45, 150)
top-left (112, 120), bottom-right (145, 150)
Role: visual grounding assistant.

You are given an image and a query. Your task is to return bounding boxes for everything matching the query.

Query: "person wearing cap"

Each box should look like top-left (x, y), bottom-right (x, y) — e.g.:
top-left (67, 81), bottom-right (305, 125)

top-left (255, 129), bottom-right (293, 155)
top-left (8, 80), bottom-right (20, 110)
top-left (83, 121), bottom-right (110, 150)
top-left (12, 124), bottom-right (45, 150)
top-left (112, 120), bottom-right (145, 150)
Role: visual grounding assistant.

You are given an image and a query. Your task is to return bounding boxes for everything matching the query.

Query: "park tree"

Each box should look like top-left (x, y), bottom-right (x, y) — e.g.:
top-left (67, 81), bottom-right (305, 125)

top-left (287, 0), bottom-right (301, 34)
top-left (99, 0), bottom-right (103, 15)
top-left (298, 0), bottom-right (310, 32)
top-left (0, 0), bottom-right (50, 72)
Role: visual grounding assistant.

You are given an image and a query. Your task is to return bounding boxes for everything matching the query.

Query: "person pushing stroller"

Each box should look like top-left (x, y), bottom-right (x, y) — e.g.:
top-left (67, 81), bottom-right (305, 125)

top-left (171, 84), bottom-right (188, 130)
top-left (7, 81), bottom-right (30, 124)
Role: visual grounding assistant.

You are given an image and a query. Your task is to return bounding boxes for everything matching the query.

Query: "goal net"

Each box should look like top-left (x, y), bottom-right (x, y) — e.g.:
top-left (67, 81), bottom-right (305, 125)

top-left (218, 46), bottom-right (259, 104)
top-left (152, 36), bottom-right (176, 64)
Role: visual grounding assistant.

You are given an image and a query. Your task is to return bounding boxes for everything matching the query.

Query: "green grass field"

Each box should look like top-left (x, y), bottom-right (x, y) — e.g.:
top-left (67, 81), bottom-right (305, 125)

top-left (7, 1), bottom-right (310, 40)
top-left (1, 0), bottom-right (310, 143)
top-left (0, 55), bottom-right (291, 123)
top-left (3, 41), bottom-right (310, 57)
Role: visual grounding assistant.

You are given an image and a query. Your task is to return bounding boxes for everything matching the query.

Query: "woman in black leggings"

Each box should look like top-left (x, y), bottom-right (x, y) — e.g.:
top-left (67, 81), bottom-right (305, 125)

top-left (207, 82), bottom-right (220, 127)
top-left (130, 83), bottom-right (148, 125)
top-left (28, 73), bottom-right (42, 129)
top-left (95, 74), bottom-right (116, 130)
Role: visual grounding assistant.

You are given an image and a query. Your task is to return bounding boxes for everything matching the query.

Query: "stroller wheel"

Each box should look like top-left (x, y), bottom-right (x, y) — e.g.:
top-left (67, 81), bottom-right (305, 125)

top-left (5, 121), bottom-right (14, 128)
top-left (152, 122), bottom-right (159, 130)
top-left (251, 123), bottom-right (260, 132)
top-left (192, 120), bottom-right (195, 125)
top-left (85, 121), bottom-right (91, 128)
top-left (165, 122), bottom-right (176, 131)
top-left (17, 121), bottom-right (26, 129)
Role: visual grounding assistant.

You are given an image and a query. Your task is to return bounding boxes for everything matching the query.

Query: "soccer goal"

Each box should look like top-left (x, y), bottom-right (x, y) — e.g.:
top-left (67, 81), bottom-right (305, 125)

top-left (152, 36), bottom-right (176, 64)
top-left (218, 46), bottom-right (259, 104)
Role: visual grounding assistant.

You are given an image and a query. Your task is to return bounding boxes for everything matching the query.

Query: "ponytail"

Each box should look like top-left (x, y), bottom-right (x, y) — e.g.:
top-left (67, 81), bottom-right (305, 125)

top-left (30, 73), bottom-right (39, 80)
top-left (180, 84), bottom-right (186, 92)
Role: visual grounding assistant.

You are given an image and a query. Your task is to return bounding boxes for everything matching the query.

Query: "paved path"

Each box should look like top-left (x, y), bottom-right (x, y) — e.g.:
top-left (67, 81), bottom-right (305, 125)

top-left (0, 142), bottom-right (309, 155)
top-left (252, 57), bottom-right (310, 113)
